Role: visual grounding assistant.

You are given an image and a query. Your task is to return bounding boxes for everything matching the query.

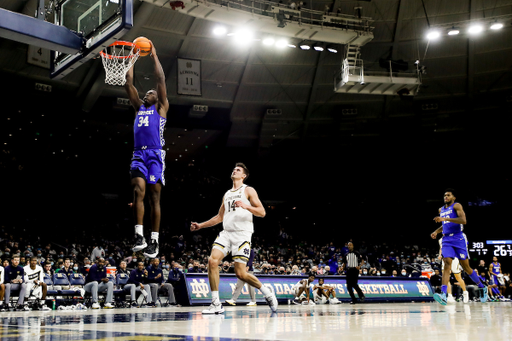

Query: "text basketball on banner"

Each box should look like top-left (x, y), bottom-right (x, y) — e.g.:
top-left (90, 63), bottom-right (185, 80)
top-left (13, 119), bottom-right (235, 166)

top-left (177, 58), bottom-right (201, 96)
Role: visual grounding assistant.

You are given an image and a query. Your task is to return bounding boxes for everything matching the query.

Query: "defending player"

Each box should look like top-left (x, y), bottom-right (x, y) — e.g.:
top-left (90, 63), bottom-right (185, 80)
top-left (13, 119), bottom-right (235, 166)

top-left (190, 163), bottom-right (278, 314)
top-left (313, 278), bottom-right (340, 304)
top-left (431, 188), bottom-right (488, 305)
top-left (438, 236), bottom-right (469, 303)
top-left (24, 257), bottom-right (51, 310)
top-left (125, 40), bottom-right (169, 258)
top-left (292, 274), bottom-right (316, 305)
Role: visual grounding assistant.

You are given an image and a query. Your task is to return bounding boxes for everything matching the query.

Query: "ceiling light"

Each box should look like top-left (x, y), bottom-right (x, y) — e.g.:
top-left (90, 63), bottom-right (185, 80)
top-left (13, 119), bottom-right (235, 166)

top-left (313, 45), bottom-right (324, 52)
top-left (299, 44), bottom-right (310, 50)
top-left (490, 23), bottom-right (503, 30)
top-left (275, 39), bottom-right (288, 48)
top-left (262, 37), bottom-right (275, 46)
top-left (468, 24), bottom-right (483, 34)
top-left (426, 30), bottom-right (441, 40)
top-left (327, 46), bottom-right (338, 53)
top-left (233, 29), bottom-right (254, 45)
top-left (212, 26), bottom-right (227, 36)
top-left (447, 27), bottom-right (459, 35)
top-left (287, 44), bottom-right (296, 48)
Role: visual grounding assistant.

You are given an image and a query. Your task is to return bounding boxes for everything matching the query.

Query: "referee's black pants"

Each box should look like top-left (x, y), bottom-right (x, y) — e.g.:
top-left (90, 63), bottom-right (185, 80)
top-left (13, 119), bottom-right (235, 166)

top-left (346, 268), bottom-right (365, 302)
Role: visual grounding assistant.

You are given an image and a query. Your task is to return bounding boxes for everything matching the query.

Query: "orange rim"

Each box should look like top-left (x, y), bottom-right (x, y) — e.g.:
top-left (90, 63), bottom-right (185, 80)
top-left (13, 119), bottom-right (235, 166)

top-left (100, 41), bottom-right (139, 60)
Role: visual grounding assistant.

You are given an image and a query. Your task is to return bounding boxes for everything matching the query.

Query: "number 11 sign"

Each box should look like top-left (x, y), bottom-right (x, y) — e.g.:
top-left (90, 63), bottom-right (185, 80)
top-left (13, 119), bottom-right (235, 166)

top-left (177, 58), bottom-right (201, 96)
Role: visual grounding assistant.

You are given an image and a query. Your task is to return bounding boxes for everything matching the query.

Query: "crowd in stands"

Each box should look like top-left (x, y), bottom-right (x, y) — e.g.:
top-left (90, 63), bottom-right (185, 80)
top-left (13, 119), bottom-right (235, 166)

top-left (1, 226), bottom-right (511, 310)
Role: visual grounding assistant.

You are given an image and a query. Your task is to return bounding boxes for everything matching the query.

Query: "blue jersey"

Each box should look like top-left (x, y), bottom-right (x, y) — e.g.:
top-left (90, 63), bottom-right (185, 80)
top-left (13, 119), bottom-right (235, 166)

top-left (133, 104), bottom-right (166, 150)
top-left (492, 262), bottom-right (501, 275)
top-left (440, 202), bottom-right (463, 236)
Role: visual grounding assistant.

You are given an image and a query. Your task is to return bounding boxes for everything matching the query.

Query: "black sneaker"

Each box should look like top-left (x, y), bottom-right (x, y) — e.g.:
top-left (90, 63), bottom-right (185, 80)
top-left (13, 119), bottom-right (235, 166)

top-left (132, 234), bottom-right (147, 252)
top-left (0, 304), bottom-right (9, 312)
top-left (143, 239), bottom-right (159, 258)
top-left (16, 305), bottom-right (30, 311)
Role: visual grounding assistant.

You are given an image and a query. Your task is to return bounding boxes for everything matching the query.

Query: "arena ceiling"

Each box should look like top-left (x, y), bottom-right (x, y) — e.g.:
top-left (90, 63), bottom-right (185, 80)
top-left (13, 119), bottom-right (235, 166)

top-left (1, 0), bottom-right (512, 165)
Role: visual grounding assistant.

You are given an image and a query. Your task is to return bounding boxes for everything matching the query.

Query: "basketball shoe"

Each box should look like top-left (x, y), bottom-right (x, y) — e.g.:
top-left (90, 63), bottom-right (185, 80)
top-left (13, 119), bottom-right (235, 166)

top-left (132, 234), bottom-right (147, 252)
top-left (143, 239), bottom-right (159, 258)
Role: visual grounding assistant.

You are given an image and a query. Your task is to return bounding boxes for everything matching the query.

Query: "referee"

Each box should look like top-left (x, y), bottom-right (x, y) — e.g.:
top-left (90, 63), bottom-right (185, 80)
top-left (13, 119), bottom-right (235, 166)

top-left (341, 242), bottom-right (366, 304)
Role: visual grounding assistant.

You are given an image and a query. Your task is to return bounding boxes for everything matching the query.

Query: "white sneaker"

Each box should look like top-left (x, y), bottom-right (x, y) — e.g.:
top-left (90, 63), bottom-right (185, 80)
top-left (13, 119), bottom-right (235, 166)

top-left (447, 295), bottom-right (456, 303)
top-left (202, 302), bottom-right (225, 314)
top-left (91, 302), bottom-right (101, 309)
top-left (41, 304), bottom-right (51, 311)
top-left (264, 287), bottom-right (278, 313)
top-left (463, 291), bottom-right (469, 304)
top-left (329, 298), bottom-right (340, 304)
top-left (246, 301), bottom-right (257, 306)
top-left (103, 303), bottom-right (115, 309)
top-left (225, 299), bottom-right (236, 306)
top-left (308, 301), bottom-right (316, 306)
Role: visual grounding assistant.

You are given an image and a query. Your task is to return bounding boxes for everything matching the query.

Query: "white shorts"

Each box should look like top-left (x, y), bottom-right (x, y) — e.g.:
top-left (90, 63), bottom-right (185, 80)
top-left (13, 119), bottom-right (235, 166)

top-left (442, 257), bottom-right (462, 274)
top-left (212, 230), bottom-right (252, 264)
top-left (313, 290), bottom-right (327, 304)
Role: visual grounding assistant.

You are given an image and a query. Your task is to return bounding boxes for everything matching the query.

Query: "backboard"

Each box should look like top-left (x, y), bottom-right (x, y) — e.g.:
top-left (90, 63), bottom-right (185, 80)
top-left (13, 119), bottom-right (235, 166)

top-left (51, 0), bottom-right (133, 80)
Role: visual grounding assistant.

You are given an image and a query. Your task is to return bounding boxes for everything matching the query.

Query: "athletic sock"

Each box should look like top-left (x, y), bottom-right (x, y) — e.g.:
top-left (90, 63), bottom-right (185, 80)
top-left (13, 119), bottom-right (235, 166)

top-left (135, 225), bottom-right (143, 236)
top-left (441, 285), bottom-right (448, 295)
top-left (468, 271), bottom-right (485, 288)
top-left (212, 291), bottom-right (220, 304)
top-left (151, 232), bottom-right (159, 242)
top-left (259, 285), bottom-right (271, 296)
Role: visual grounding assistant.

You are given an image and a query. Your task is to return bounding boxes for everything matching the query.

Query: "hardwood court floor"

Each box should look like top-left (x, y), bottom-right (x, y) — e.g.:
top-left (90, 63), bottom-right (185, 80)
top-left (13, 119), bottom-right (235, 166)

top-left (0, 302), bottom-right (510, 340)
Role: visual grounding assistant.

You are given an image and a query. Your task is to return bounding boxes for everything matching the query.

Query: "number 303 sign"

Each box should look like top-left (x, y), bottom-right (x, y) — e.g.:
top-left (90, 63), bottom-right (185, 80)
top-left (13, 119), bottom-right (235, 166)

top-left (177, 58), bottom-right (201, 96)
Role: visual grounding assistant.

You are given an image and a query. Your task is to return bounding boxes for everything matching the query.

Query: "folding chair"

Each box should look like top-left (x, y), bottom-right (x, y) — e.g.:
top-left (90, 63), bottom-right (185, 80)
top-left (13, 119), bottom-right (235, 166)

top-left (114, 274), bottom-right (131, 308)
top-left (44, 274), bottom-right (58, 297)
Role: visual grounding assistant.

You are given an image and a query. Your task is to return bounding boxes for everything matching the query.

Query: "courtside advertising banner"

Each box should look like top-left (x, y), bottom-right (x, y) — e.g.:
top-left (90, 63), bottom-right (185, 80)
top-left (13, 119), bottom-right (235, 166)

top-left (182, 274), bottom-right (434, 305)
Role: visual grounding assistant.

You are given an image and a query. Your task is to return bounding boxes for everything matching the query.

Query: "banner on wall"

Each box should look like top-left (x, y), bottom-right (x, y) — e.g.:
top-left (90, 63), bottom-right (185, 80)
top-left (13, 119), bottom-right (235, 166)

top-left (182, 274), bottom-right (434, 305)
top-left (177, 58), bottom-right (201, 96)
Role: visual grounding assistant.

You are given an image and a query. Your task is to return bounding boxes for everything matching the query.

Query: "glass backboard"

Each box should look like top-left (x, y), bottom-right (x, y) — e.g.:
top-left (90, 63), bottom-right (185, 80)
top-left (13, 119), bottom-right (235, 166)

top-left (51, 0), bottom-right (133, 79)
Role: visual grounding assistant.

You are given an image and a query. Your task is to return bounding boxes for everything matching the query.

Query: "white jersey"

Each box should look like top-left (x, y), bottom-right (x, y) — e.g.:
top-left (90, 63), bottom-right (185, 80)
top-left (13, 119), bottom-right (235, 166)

top-left (0, 266), bottom-right (4, 285)
top-left (293, 279), bottom-right (314, 291)
top-left (222, 184), bottom-right (253, 233)
top-left (24, 265), bottom-right (44, 283)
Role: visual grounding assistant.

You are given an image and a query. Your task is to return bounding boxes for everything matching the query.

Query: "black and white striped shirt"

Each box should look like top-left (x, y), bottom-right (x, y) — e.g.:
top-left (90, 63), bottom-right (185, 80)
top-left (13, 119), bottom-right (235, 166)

top-left (343, 251), bottom-right (362, 269)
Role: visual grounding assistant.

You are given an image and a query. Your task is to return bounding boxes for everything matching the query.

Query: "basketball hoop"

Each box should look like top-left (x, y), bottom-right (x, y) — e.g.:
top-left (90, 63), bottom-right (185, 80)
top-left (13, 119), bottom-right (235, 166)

top-left (100, 41), bottom-right (140, 86)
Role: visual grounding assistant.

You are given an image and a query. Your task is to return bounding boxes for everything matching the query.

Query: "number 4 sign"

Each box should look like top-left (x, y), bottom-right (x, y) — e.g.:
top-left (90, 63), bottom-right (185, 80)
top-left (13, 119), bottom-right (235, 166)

top-left (177, 58), bottom-right (201, 96)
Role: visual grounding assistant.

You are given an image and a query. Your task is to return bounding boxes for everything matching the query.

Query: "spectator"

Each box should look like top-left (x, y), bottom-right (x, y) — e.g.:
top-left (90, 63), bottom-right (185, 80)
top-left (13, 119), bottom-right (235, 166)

top-left (430, 269), bottom-right (442, 292)
top-left (324, 266), bottom-right (331, 275)
top-left (117, 261), bottom-right (130, 275)
top-left (56, 258), bottom-right (74, 277)
top-left (90, 245), bottom-right (105, 263)
top-left (84, 258), bottom-right (115, 309)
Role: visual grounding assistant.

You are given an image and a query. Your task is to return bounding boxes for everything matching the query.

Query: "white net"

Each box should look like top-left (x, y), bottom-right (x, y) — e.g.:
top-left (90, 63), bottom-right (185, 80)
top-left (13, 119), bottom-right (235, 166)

top-left (100, 42), bottom-right (140, 86)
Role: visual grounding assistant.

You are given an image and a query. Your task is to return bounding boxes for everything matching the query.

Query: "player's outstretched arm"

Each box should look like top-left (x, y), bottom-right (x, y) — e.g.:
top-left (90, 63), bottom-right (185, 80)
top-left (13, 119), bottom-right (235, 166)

top-left (149, 42), bottom-right (169, 117)
top-left (124, 65), bottom-right (142, 111)
top-left (190, 201), bottom-right (225, 231)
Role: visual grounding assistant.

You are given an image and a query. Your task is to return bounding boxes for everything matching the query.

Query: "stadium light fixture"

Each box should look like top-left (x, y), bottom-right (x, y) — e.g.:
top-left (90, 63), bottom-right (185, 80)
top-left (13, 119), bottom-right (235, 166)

top-left (262, 37), bottom-right (275, 46)
top-left (447, 26), bottom-right (459, 35)
top-left (490, 22), bottom-right (503, 30)
top-left (313, 45), bottom-right (324, 52)
top-left (327, 45), bottom-right (338, 53)
top-left (299, 43), bottom-right (310, 50)
top-left (212, 26), bottom-right (227, 36)
top-left (468, 24), bottom-right (483, 34)
top-left (275, 39), bottom-right (288, 48)
top-left (426, 30), bottom-right (441, 40)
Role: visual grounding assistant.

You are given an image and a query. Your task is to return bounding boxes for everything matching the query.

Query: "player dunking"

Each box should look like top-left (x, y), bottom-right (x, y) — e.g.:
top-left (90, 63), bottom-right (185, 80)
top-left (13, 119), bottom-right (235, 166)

top-left (125, 41), bottom-right (169, 258)
top-left (431, 188), bottom-right (488, 305)
top-left (190, 163), bottom-right (278, 314)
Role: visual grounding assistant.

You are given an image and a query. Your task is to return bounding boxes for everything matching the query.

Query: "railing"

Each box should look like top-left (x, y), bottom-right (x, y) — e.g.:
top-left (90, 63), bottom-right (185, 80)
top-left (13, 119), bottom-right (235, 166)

top-left (188, 0), bottom-right (374, 33)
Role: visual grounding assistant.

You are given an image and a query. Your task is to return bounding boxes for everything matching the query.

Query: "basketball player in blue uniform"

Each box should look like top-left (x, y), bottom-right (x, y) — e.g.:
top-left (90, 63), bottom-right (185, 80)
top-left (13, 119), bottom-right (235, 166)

top-left (489, 256), bottom-right (506, 298)
top-left (124, 41), bottom-right (169, 258)
top-left (430, 188), bottom-right (488, 305)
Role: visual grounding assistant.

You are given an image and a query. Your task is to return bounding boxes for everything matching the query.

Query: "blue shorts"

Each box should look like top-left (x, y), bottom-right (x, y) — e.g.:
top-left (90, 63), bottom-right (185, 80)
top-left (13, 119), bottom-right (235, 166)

top-left (441, 233), bottom-right (468, 261)
top-left (130, 149), bottom-right (166, 185)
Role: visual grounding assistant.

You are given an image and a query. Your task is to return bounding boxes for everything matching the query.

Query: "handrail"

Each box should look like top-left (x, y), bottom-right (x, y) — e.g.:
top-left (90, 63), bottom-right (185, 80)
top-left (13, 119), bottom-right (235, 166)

top-left (189, 0), bottom-right (374, 33)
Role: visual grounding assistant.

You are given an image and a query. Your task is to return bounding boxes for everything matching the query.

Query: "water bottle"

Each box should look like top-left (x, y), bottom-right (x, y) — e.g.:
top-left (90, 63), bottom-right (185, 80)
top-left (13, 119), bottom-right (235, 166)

top-left (52, 299), bottom-right (56, 310)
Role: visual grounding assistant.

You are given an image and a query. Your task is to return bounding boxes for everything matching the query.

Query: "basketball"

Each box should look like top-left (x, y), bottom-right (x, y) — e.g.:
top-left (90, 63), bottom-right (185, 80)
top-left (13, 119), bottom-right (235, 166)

top-left (133, 37), bottom-right (152, 57)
